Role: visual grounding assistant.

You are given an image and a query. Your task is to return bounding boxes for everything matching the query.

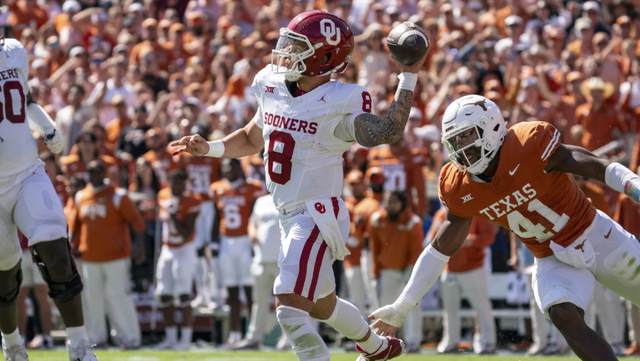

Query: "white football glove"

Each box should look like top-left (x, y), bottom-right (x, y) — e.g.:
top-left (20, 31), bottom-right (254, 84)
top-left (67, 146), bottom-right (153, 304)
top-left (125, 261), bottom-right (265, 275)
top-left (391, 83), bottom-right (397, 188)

top-left (44, 128), bottom-right (65, 154)
top-left (370, 303), bottom-right (409, 329)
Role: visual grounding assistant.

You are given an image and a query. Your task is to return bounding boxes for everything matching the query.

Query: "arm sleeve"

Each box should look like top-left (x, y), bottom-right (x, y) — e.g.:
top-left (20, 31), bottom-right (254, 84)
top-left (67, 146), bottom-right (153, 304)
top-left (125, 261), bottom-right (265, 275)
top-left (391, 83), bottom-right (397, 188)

top-left (119, 195), bottom-right (146, 232)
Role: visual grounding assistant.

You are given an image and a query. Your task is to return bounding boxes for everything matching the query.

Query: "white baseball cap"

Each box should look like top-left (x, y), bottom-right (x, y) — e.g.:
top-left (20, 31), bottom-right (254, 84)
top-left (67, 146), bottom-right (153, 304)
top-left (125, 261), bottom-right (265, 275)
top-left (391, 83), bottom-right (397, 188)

top-left (505, 15), bottom-right (523, 26)
top-left (62, 0), bottom-right (81, 13)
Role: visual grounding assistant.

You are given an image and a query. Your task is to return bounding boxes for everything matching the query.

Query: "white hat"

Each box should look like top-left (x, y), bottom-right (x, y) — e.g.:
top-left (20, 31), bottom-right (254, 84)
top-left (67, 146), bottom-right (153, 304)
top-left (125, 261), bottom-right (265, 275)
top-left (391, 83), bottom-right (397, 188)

top-left (62, 0), bottom-right (81, 13)
top-left (505, 15), bottom-right (523, 26)
top-left (575, 17), bottom-right (593, 31)
top-left (522, 77), bottom-right (538, 88)
top-left (186, 97), bottom-right (200, 107)
top-left (409, 107), bottom-right (423, 120)
top-left (414, 124), bottom-right (440, 142)
top-left (128, 2), bottom-right (144, 13)
top-left (583, 1), bottom-right (601, 12)
top-left (69, 46), bottom-right (87, 57)
top-left (32, 58), bottom-right (47, 69)
top-left (494, 38), bottom-right (513, 55)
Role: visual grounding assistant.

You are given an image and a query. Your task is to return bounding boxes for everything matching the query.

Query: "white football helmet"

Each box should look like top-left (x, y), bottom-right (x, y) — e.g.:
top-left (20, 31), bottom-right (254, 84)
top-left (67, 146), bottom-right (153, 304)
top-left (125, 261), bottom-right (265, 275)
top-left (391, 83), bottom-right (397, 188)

top-left (441, 95), bottom-right (507, 175)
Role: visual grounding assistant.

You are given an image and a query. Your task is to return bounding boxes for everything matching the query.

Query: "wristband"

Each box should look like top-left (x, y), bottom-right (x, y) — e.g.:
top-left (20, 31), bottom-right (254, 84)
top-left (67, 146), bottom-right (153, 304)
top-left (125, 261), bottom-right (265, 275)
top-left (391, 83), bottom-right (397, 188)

top-left (205, 140), bottom-right (225, 158)
top-left (397, 72), bottom-right (418, 91)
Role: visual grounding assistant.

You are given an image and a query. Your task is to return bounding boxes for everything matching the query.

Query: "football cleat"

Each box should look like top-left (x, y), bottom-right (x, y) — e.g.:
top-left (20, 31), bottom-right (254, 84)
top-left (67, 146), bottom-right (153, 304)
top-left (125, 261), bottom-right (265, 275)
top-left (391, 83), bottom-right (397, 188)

top-left (153, 339), bottom-right (177, 350)
top-left (68, 340), bottom-right (98, 361)
top-left (356, 336), bottom-right (406, 361)
top-left (2, 342), bottom-right (28, 361)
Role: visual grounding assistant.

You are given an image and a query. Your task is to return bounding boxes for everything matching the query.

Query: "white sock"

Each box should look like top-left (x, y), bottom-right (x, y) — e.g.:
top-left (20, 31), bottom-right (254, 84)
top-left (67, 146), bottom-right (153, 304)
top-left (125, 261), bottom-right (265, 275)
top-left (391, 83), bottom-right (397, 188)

top-left (2, 328), bottom-right (22, 347)
top-left (66, 326), bottom-right (87, 349)
top-left (165, 326), bottom-right (177, 343)
top-left (180, 327), bottom-right (192, 344)
top-left (323, 297), bottom-right (384, 354)
top-left (276, 306), bottom-right (330, 361)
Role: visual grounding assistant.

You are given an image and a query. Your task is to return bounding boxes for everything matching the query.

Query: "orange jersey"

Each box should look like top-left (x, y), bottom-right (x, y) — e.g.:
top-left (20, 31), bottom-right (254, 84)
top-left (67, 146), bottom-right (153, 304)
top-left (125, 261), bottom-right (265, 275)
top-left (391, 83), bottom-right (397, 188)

top-left (614, 194), bottom-right (640, 238)
top-left (368, 209), bottom-right (423, 278)
top-left (158, 188), bottom-right (201, 247)
top-left (143, 149), bottom-right (179, 188)
top-left (345, 195), bottom-right (382, 268)
top-left (52, 176), bottom-right (68, 206)
top-left (439, 122), bottom-right (596, 259)
top-left (72, 184), bottom-right (145, 262)
top-left (428, 208), bottom-right (496, 272)
top-left (177, 154), bottom-right (220, 200)
top-left (211, 179), bottom-right (264, 237)
top-left (61, 154), bottom-right (119, 183)
top-left (368, 145), bottom-right (427, 216)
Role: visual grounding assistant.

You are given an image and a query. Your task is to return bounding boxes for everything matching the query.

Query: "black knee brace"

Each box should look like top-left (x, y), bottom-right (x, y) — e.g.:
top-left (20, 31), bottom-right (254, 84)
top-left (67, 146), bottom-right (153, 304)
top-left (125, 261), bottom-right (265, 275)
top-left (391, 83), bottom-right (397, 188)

top-left (0, 268), bottom-right (22, 307)
top-left (31, 243), bottom-right (83, 302)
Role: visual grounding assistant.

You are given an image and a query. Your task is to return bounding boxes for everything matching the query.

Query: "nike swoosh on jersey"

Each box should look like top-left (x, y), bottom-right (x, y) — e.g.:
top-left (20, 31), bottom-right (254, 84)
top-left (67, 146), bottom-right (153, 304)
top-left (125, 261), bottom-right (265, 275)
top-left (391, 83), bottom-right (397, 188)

top-left (509, 164), bottom-right (520, 176)
top-left (604, 227), bottom-right (612, 239)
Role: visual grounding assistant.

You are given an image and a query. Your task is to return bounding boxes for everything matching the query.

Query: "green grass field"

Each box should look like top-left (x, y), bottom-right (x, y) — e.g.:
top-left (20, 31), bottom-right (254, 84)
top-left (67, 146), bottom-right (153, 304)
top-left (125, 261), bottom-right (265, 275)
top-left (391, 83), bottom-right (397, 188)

top-left (22, 350), bottom-right (586, 361)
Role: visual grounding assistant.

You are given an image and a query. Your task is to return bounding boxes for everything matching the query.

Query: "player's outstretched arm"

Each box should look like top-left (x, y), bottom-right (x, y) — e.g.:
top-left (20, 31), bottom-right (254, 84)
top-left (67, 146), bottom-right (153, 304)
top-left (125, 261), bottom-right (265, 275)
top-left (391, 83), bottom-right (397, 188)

top-left (170, 119), bottom-right (264, 158)
top-left (546, 144), bottom-right (640, 204)
top-left (352, 54), bottom-right (428, 148)
top-left (368, 212), bottom-right (471, 337)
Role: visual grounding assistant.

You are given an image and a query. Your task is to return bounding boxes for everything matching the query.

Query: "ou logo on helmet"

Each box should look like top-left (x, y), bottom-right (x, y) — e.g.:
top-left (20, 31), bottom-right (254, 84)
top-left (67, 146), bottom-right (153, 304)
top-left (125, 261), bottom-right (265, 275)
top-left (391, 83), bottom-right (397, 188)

top-left (320, 19), bottom-right (341, 46)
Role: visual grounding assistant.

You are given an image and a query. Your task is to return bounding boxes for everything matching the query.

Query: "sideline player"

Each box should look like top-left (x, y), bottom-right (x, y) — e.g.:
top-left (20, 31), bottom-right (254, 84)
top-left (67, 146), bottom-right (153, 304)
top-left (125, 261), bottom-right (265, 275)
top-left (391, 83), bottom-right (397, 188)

top-left (368, 95), bottom-right (640, 361)
top-left (210, 158), bottom-right (264, 345)
top-left (170, 10), bottom-right (424, 361)
top-left (0, 38), bottom-right (97, 360)
top-left (155, 170), bottom-right (201, 350)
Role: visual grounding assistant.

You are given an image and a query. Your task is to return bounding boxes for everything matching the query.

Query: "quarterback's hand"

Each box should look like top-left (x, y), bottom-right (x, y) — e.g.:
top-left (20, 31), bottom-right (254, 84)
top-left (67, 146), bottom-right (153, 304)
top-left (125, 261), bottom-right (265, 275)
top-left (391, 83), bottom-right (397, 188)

top-left (368, 304), bottom-right (406, 337)
top-left (391, 50), bottom-right (428, 74)
top-left (170, 134), bottom-right (209, 156)
top-left (44, 128), bottom-right (65, 154)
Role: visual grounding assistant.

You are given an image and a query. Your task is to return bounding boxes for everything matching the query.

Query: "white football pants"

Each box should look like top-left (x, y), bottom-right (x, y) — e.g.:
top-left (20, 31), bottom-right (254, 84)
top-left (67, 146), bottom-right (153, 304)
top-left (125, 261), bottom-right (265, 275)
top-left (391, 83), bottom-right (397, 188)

top-left (379, 269), bottom-right (422, 349)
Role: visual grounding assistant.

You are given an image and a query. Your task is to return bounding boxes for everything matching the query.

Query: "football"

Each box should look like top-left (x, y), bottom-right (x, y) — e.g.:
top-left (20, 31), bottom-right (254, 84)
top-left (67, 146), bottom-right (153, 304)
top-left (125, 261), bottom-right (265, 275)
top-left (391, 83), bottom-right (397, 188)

top-left (386, 22), bottom-right (430, 65)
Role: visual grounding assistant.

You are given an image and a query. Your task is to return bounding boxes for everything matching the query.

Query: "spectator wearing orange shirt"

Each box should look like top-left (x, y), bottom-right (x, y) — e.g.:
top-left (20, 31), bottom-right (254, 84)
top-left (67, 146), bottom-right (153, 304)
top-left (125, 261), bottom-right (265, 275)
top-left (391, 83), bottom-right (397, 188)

top-left (71, 160), bottom-right (144, 349)
top-left (62, 132), bottom-right (119, 185)
top-left (104, 95), bottom-right (132, 146)
top-left (368, 191), bottom-right (424, 352)
top-left (572, 77), bottom-right (627, 151)
top-left (130, 18), bottom-right (172, 71)
top-left (8, 0), bottom-right (48, 34)
top-left (161, 23), bottom-right (193, 72)
top-left (613, 194), bottom-right (640, 356)
top-left (567, 18), bottom-right (595, 59)
top-left (427, 208), bottom-right (497, 354)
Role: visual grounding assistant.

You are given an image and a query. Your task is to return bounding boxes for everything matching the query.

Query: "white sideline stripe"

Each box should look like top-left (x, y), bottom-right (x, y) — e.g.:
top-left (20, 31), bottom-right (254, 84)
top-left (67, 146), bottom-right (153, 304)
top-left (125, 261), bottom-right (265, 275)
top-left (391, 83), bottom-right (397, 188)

top-left (541, 129), bottom-right (560, 161)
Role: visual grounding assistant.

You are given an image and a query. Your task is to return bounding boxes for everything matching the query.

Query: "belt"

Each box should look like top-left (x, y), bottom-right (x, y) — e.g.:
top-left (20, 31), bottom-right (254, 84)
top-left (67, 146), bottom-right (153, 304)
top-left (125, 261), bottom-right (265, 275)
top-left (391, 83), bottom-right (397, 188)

top-left (279, 203), bottom-right (305, 216)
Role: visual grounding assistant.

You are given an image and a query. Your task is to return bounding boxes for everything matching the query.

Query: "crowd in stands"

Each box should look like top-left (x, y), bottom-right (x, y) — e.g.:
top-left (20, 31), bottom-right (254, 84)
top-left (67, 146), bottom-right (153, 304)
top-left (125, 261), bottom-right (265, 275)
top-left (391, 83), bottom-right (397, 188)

top-left (4, 0), bottom-right (640, 355)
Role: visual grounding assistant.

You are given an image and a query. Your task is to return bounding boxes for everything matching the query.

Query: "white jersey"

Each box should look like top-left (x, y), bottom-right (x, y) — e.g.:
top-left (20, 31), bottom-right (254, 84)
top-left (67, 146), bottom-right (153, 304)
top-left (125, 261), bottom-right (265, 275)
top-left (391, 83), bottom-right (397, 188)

top-left (0, 39), bottom-right (38, 177)
top-left (252, 66), bottom-right (371, 211)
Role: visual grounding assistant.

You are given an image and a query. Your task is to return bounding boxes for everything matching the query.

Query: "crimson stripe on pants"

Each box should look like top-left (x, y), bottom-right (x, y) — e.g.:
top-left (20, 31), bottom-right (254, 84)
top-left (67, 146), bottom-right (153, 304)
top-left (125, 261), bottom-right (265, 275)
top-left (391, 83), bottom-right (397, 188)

top-left (306, 242), bottom-right (328, 300)
top-left (293, 226), bottom-right (320, 296)
top-left (331, 197), bottom-right (339, 218)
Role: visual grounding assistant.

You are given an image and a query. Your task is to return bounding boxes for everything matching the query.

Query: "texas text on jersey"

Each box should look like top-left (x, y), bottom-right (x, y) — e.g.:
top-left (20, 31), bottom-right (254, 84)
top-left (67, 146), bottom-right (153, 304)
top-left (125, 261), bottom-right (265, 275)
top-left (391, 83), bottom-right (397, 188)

top-left (439, 121), bottom-right (596, 258)
top-left (251, 65), bottom-right (372, 211)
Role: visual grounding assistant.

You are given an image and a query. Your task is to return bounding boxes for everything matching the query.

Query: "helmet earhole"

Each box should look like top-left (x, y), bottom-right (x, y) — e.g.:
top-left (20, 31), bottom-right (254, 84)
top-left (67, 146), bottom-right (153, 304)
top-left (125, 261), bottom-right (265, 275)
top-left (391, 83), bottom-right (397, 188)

top-left (493, 124), bottom-right (500, 131)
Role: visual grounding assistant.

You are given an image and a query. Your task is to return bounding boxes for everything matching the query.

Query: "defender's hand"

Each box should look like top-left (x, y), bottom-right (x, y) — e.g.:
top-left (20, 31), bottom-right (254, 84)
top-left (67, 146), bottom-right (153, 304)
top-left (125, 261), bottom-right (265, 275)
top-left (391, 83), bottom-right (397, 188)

top-left (170, 134), bottom-right (209, 156)
top-left (391, 51), bottom-right (428, 74)
top-left (44, 128), bottom-right (65, 154)
top-left (367, 304), bottom-right (407, 337)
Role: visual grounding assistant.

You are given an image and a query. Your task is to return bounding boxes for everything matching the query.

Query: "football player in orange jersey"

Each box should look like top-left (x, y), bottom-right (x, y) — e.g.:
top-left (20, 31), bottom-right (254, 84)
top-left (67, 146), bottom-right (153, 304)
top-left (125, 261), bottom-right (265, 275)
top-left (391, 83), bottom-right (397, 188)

top-left (370, 95), bottom-right (640, 361)
top-left (367, 137), bottom-right (427, 218)
top-left (155, 170), bottom-right (201, 350)
top-left (211, 159), bottom-right (265, 345)
top-left (142, 128), bottom-right (178, 189)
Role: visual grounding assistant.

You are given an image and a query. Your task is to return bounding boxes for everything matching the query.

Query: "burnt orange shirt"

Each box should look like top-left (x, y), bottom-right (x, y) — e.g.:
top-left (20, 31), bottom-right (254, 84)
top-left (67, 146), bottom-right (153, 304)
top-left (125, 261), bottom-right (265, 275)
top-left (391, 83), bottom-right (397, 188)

top-left (130, 41), bottom-right (173, 71)
top-left (142, 149), bottom-right (178, 188)
top-left (61, 154), bottom-right (119, 183)
top-left (427, 208), bottom-right (496, 273)
top-left (158, 188), bottom-right (201, 247)
top-left (344, 196), bottom-right (363, 268)
top-left (368, 209), bottom-right (423, 278)
top-left (178, 154), bottom-right (221, 200)
top-left (575, 103), bottom-right (626, 151)
top-left (52, 176), bottom-right (68, 206)
top-left (581, 182), bottom-right (612, 217)
top-left (567, 40), bottom-right (594, 59)
top-left (105, 117), bottom-right (131, 146)
top-left (439, 122), bottom-right (596, 258)
top-left (345, 195), bottom-right (382, 268)
top-left (9, 2), bottom-right (48, 31)
top-left (614, 194), bottom-right (640, 238)
top-left (210, 179), bottom-right (264, 237)
top-left (72, 184), bottom-right (145, 262)
top-left (368, 145), bottom-right (427, 216)
top-left (64, 196), bottom-right (76, 230)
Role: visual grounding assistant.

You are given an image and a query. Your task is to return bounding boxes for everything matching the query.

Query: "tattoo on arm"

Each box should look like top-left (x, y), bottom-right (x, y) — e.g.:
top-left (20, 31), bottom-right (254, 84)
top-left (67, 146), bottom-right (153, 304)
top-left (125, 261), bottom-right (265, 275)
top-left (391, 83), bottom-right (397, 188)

top-left (353, 89), bottom-right (414, 147)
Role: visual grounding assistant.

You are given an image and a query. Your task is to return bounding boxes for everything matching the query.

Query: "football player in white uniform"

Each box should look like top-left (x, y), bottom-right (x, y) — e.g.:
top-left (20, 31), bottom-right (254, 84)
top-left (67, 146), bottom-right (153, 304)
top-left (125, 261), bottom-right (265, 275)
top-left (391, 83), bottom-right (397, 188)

top-left (0, 38), bottom-right (97, 361)
top-left (171, 11), bottom-right (426, 361)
